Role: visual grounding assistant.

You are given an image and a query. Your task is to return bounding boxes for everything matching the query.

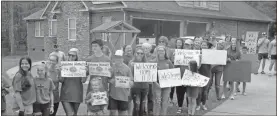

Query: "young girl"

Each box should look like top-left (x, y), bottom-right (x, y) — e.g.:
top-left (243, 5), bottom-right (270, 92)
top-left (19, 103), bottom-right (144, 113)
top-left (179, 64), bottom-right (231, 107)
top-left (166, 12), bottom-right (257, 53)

top-left (85, 78), bottom-right (108, 116)
top-left (46, 55), bottom-right (61, 116)
top-left (187, 60), bottom-right (200, 116)
top-left (33, 63), bottom-right (55, 116)
top-left (60, 48), bottom-right (86, 116)
top-left (12, 57), bottom-right (36, 116)
top-left (236, 46), bottom-right (248, 96)
top-left (153, 45), bottom-right (174, 116)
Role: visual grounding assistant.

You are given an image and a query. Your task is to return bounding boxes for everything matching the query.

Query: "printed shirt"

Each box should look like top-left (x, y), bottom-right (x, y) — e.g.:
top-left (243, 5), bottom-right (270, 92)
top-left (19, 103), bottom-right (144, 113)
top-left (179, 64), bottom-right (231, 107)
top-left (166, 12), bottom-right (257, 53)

top-left (86, 54), bottom-right (111, 94)
top-left (47, 68), bottom-right (60, 103)
top-left (257, 38), bottom-right (270, 53)
top-left (109, 63), bottom-right (133, 101)
top-left (85, 91), bottom-right (106, 112)
top-left (34, 78), bottom-right (55, 104)
top-left (12, 72), bottom-right (36, 106)
top-left (269, 40), bottom-right (276, 55)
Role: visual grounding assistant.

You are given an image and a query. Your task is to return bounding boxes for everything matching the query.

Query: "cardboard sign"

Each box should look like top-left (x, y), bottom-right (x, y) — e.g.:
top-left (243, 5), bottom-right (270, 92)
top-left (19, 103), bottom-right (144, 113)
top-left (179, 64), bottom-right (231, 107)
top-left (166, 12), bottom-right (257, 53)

top-left (115, 76), bottom-right (130, 88)
top-left (241, 54), bottom-right (259, 73)
top-left (138, 38), bottom-right (156, 45)
top-left (90, 92), bottom-right (108, 106)
top-left (245, 31), bottom-right (259, 54)
top-left (88, 62), bottom-right (111, 77)
top-left (61, 61), bottom-right (86, 77)
top-left (134, 63), bottom-right (157, 82)
top-left (174, 49), bottom-right (200, 66)
top-left (223, 61), bottom-right (251, 82)
top-left (182, 69), bottom-right (210, 87)
top-left (158, 68), bottom-right (182, 88)
top-left (201, 49), bottom-right (227, 65)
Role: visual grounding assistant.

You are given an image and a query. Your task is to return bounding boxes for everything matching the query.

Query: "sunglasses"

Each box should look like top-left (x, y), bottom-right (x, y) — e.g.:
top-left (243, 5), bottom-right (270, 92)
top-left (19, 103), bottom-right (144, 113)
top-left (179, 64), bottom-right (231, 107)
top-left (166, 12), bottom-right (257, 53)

top-left (136, 52), bottom-right (144, 55)
top-left (68, 54), bottom-right (76, 57)
top-left (159, 41), bottom-right (165, 43)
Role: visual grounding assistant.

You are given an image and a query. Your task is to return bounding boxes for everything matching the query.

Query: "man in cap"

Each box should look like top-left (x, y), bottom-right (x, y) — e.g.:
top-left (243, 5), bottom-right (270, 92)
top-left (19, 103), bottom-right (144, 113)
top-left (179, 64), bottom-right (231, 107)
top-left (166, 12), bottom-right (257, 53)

top-left (256, 32), bottom-right (270, 74)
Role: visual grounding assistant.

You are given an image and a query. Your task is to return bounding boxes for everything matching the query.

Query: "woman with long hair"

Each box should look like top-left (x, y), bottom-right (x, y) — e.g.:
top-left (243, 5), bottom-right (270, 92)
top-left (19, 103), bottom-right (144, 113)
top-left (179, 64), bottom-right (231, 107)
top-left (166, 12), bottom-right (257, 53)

top-left (153, 45), bottom-right (174, 115)
top-left (60, 48), bottom-right (86, 116)
top-left (12, 56), bottom-right (36, 116)
top-left (129, 46), bottom-right (148, 116)
top-left (123, 45), bottom-right (134, 65)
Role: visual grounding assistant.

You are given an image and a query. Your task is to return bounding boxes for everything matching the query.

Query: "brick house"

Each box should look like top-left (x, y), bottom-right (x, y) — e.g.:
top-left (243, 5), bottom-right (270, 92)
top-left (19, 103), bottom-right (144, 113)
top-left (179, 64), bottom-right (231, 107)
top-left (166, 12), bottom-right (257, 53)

top-left (24, 1), bottom-right (273, 60)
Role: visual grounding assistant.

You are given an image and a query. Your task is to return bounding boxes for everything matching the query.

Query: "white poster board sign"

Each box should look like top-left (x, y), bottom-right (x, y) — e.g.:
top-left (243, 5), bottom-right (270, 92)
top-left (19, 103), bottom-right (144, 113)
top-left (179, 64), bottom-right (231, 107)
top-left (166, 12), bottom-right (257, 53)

top-left (201, 49), bottom-right (227, 65)
top-left (134, 63), bottom-right (157, 82)
top-left (158, 68), bottom-right (182, 88)
top-left (88, 62), bottom-right (111, 77)
top-left (245, 31), bottom-right (259, 54)
top-left (138, 38), bottom-right (156, 45)
top-left (174, 49), bottom-right (200, 66)
top-left (90, 92), bottom-right (108, 106)
top-left (115, 76), bottom-right (131, 88)
top-left (182, 69), bottom-right (210, 87)
top-left (61, 61), bottom-right (86, 77)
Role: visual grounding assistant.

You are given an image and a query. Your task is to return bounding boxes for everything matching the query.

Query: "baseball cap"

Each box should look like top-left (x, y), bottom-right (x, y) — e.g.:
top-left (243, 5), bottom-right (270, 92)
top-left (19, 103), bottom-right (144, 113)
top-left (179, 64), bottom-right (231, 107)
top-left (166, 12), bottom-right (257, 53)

top-left (68, 48), bottom-right (79, 56)
top-left (114, 50), bottom-right (123, 57)
top-left (184, 39), bottom-right (193, 45)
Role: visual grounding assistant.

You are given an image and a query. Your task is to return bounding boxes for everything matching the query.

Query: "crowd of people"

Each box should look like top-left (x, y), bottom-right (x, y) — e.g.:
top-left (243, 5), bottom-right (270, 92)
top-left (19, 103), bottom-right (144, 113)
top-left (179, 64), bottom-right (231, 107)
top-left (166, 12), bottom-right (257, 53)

top-left (1, 32), bottom-right (276, 116)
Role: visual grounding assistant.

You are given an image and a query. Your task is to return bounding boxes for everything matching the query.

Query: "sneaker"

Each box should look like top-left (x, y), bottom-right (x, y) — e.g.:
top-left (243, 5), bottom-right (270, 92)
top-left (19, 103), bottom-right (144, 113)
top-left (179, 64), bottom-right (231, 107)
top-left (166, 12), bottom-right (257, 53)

top-left (176, 108), bottom-right (182, 114)
top-left (234, 92), bottom-right (237, 96)
top-left (230, 95), bottom-right (235, 100)
top-left (242, 92), bottom-right (247, 96)
top-left (202, 105), bottom-right (208, 110)
top-left (268, 72), bottom-right (273, 76)
top-left (261, 71), bottom-right (265, 74)
top-left (196, 106), bottom-right (201, 111)
top-left (221, 94), bottom-right (226, 99)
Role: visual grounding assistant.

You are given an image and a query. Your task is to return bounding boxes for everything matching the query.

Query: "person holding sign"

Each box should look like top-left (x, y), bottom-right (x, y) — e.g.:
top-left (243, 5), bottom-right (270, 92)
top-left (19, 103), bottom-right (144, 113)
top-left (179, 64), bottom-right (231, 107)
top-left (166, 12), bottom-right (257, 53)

top-left (222, 41), bottom-right (241, 100)
top-left (193, 37), bottom-right (203, 50)
top-left (123, 45), bottom-right (134, 65)
top-left (196, 40), bottom-right (212, 111)
top-left (257, 32), bottom-right (270, 74)
top-left (268, 34), bottom-right (276, 76)
top-left (108, 50), bottom-right (133, 116)
top-left (235, 46), bottom-right (248, 96)
top-left (85, 78), bottom-right (108, 116)
top-left (153, 45), bottom-right (174, 116)
top-left (60, 48), bottom-right (87, 116)
top-left (128, 46), bottom-right (149, 116)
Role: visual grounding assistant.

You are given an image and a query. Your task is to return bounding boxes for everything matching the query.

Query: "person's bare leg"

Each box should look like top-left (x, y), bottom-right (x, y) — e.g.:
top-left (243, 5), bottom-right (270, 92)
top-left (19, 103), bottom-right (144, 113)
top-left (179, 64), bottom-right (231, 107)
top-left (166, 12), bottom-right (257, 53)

top-left (229, 82), bottom-right (235, 100)
top-left (118, 110), bottom-right (128, 116)
top-left (109, 110), bottom-right (117, 116)
top-left (242, 82), bottom-right (247, 96)
top-left (256, 59), bottom-right (262, 74)
top-left (262, 58), bottom-right (266, 72)
top-left (191, 97), bottom-right (197, 115)
top-left (128, 100), bottom-right (134, 116)
top-left (221, 81), bottom-right (227, 99)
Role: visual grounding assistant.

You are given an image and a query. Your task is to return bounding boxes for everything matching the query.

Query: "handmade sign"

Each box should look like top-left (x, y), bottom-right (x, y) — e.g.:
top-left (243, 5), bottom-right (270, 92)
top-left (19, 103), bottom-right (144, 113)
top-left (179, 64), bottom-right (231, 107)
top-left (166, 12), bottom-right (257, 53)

top-left (174, 49), bottom-right (200, 66)
top-left (223, 61), bottom-right (251, 82)
top-left (90, 92), bottom-right (108, 106)
top-left (201, 49), bottom-right (227, 65)
top-left (158, 68), bottom-right (182, 88)
top-left (88, 62), bottom-right (111, 77)
top-left (115, 76), bottom-right (131, 88)
top-left (134, 63), bottom-right (157, 82)
top-left (138, 38), bottom-right (156, 45)
top-left (245, 31), bottom-right (259, 54)
top-left (241, 54), bottom-right (259, 73)
top-left (61, 61), bottom-right (86, 77)
top-left (182, 69), bottom-right (210, 87)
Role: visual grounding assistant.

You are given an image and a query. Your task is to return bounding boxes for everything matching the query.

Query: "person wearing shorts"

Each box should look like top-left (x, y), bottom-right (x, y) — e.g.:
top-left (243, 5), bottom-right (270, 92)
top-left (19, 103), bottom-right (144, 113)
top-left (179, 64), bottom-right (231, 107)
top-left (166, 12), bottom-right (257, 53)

top-left (256, 32), bottom-right (270, 74)
top-left (268, 34), bottom-right (276, 76)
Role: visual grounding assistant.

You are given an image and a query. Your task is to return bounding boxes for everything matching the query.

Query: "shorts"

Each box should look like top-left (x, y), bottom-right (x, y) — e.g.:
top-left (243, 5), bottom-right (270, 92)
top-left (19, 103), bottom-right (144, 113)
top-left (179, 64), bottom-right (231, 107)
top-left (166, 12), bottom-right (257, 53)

top-left (88, 110), bottom-right (104, 116)
top-left (258, 53), bottom-right (268, 60)
top-left (33, 103), bottom-right (50, 115)
top-left (108, 97), bottom-right (129, 111)
top-left (271, 55), bottom-right (277, 60)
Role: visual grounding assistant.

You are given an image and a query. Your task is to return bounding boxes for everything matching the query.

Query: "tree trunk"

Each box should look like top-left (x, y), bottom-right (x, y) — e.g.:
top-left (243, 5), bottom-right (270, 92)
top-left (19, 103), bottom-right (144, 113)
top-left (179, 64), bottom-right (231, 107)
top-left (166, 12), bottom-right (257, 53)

top-left (9, 1), bottom-right (15, 55)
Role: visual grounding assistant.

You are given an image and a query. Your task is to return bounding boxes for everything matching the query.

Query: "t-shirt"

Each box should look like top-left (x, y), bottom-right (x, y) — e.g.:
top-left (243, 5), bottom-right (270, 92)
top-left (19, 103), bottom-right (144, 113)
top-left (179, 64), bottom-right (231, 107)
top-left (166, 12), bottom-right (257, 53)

top-left (85, 91), bottom-right (106, 112)
top-left (269, 40), bottom-right (276, 55)
top-left (109, 64), bottom-right (133, 101)
top-left (227, 48), bottom-right (241, 61)
top-left (129, 61), bottom-right (149, 89)
top-left (257, 38), bottom-right (270, 53)
top-left (49, 51), bottom-right (66, 64)
top-left (34, 78), bottom-right (55, 104)
top-left (86, 54), bottom-right (111, 94)
top-left (60, 77), bottom-right (85, 103)
top-left (47, 68), bottom-right (60, 103)
top-left (123, 54), bottom-right (133, 65)
top-left (12, 72), bottom-right (36, 106)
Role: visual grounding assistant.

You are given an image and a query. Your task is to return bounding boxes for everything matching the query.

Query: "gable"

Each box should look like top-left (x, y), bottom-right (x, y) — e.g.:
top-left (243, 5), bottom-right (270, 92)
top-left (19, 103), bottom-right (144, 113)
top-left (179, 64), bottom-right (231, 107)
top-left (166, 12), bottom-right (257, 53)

top-left (51, 1), bottom-right (88, 13)
top-left (40, 1), bottom-right (56, 18)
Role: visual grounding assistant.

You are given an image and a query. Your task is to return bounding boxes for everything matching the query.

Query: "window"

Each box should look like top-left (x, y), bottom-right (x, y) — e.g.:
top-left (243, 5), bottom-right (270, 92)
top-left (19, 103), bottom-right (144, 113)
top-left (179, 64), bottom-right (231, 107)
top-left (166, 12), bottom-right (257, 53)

top-left (68, 18), bottom-right (76, 40)
top-left (49, 20), bottom-right (57, 37)
top-left (194, 1), bottom-right (207, 8)
top-left (35, 22), bottom-right (44, 37)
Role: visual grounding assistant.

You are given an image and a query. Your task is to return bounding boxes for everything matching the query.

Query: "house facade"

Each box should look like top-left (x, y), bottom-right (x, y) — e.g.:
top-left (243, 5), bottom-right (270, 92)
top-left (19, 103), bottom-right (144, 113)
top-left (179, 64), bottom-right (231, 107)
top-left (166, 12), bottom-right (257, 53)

top-left (24, 1), bottom-right (273, 61)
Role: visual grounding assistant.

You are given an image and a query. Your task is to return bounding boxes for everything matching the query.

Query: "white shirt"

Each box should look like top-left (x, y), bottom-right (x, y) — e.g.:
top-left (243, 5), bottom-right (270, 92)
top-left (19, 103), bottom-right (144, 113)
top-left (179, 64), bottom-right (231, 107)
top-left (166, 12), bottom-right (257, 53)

top-left (257, 37), bottom-right (270, 53)
top-left (269, 39), bottom-right (276, 55)
top-left (49, 51), bottom-right (66, 64)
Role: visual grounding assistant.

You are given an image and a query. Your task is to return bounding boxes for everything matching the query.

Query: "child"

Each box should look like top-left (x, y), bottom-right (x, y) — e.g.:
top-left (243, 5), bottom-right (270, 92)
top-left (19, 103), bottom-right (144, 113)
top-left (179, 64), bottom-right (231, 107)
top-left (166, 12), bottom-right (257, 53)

top-left (33, 63), bottom-right (55, 116)
top-left (85, 78), bottom-right (108, 116)
top-left (236, 46), bottom-right (248, 96)
top-left (186, 60), bottom-right (199, 116)
top-left (108, 50), bottom-right (133, 116)
top-left (2, 73), bottom-right (11, 114)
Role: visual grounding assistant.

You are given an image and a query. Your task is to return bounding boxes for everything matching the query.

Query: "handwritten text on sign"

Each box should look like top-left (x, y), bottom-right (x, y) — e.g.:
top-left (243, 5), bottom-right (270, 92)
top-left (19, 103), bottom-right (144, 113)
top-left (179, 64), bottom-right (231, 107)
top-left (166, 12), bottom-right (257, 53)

top-left (174, 49), bottom-right (200, 66)
top-left (134, 63), bottom-right (157, 82)
top-left (158, 68), bottom-right (182, 88)
top-left (90, 92), bottom-right (108, 106)
top-left (61, 61), bottom-right (86, 77)
top-left (115, 76), bottom-right (130, 88)
top-left (201, 49), bottom-right (227, 65)
top-left (245, 31), bottom-right (258, 54)
top-left (88, 62), bottom-right (111, 77)
top-left (182, 69), bottom-right (210, 87)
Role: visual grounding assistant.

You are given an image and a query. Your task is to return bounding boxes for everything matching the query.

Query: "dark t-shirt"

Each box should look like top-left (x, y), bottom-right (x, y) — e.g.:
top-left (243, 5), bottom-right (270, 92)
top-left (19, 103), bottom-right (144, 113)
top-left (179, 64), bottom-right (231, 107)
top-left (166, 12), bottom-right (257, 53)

top-left (60, 77), bottom-right (85, 103)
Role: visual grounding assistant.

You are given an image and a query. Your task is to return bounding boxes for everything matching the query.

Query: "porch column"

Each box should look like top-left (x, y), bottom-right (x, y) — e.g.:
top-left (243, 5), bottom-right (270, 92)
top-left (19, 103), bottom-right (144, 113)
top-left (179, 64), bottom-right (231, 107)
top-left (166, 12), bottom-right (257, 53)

top-left (180, 20), bottom-right (184, 37)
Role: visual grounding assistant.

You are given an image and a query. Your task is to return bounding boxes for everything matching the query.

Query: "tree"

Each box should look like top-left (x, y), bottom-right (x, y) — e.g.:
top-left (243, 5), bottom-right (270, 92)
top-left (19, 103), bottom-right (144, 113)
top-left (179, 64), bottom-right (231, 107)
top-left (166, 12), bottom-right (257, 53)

top-left (8, 1), bottom-right (15, 55)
